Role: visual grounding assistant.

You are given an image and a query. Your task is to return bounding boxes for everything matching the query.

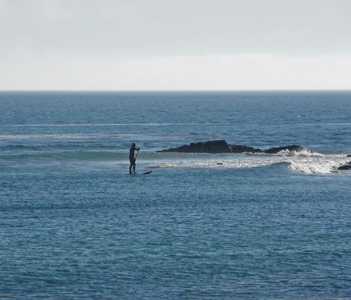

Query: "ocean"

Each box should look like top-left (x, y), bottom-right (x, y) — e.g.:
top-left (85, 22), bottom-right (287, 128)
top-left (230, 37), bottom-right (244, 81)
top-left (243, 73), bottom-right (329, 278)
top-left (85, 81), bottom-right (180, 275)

top-left (1, 91), bottom-right (351, 299)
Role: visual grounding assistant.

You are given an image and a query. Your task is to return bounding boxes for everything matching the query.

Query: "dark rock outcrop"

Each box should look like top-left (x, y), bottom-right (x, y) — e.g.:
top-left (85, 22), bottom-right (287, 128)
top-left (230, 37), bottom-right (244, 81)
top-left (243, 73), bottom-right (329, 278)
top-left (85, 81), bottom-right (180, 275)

top-left (157, 140), bottom-right (306, 154)
top-left (347, 155), bottom-right (351, 158)
top-left (338, 159), bottom-right (351, 170)
top-left (338, 165), bottom-right (351, 170)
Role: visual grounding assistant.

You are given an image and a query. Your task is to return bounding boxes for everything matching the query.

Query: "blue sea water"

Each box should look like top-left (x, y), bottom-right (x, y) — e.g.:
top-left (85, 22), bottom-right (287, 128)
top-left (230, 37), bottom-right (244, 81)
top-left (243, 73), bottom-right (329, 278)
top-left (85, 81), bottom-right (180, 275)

top-left (1, 91), bottom-right (351, 299)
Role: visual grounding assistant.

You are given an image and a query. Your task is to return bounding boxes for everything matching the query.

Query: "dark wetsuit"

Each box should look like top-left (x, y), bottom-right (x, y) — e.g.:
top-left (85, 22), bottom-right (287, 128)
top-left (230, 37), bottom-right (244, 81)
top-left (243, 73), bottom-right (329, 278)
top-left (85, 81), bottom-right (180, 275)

top-left (129, 146), bottom-right (140, 173)
top-left (129, 147), bottom-right (136, 165)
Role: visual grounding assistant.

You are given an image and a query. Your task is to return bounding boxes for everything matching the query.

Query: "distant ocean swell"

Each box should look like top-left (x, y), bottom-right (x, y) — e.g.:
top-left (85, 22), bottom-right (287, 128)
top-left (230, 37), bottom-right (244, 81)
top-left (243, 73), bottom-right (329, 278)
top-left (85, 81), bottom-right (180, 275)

top-left (0, 122), bottom-right (233, 128)
top-left (0, 151), bottom-right (126, 161)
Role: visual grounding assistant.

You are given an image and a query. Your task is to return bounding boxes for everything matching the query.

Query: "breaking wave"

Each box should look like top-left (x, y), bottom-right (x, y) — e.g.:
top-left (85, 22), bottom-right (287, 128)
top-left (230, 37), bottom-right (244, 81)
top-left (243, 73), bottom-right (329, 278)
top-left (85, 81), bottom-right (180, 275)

top-left (147, 150), bottom-right (350, 175)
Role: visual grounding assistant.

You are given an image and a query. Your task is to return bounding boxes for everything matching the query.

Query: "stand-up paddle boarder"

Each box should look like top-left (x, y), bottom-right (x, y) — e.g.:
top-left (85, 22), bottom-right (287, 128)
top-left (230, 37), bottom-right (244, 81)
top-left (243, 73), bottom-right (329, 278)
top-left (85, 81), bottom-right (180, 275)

top-left (129, 143), bottom-right (140, 174)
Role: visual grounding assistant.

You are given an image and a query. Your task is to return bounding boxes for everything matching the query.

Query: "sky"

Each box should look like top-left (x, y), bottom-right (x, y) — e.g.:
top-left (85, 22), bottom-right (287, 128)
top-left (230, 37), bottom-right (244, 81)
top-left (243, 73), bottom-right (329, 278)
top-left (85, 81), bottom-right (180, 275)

top-left (1, 0), bottom-right (351, 90)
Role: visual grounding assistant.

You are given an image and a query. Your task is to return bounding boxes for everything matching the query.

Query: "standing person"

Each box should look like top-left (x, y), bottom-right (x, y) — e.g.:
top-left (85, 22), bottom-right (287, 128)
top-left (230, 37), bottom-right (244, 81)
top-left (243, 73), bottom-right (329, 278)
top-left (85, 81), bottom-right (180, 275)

top-left (129, 143), bottom-right (140, 174)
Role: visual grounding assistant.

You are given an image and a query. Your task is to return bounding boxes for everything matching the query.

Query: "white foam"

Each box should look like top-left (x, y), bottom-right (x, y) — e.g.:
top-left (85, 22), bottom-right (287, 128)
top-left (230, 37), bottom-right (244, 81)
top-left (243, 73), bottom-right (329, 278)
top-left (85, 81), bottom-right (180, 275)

top-left (288, 154), bottom-right (350, 174)
top-left (274, 148), bottom-right (315, 157)
top-left (147, 155), bottom-right (282, 170)
top-left (146, 153), bottom-right (351, 175)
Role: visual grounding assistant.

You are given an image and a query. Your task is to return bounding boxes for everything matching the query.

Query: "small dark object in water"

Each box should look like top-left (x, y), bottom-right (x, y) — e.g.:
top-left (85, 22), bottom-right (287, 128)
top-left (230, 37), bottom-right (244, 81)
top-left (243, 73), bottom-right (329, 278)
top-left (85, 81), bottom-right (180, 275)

top-left (217, 163), bottom-right (223, 165)
top-left (338, 165), bottom-right (351, 170)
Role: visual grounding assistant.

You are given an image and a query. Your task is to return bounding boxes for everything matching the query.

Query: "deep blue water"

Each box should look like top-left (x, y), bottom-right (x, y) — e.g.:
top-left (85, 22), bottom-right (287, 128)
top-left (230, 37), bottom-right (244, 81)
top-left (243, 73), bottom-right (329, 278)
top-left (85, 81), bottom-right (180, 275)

top-left (1, 91), bottom-right (351, 299)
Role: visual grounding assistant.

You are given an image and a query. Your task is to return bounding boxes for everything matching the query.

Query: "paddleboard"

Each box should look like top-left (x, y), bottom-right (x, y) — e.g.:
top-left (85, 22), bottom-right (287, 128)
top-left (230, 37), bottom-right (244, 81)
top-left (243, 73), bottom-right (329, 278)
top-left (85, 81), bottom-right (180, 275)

top-left (130, 171), bottom-right (153, 175)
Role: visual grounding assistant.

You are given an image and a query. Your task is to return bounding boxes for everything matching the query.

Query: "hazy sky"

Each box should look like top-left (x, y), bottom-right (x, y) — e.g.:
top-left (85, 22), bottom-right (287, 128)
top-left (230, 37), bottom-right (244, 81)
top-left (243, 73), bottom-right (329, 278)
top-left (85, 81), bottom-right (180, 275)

top-left (1, 0), bottom-right (351, 90)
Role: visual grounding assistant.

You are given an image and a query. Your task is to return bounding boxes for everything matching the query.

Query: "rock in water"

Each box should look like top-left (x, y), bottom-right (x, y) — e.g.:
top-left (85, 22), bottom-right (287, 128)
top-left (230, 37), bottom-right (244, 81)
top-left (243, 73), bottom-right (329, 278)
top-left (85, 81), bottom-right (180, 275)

top-left (157, 140), bottom-right (261, 153)
top-left (157, 140), bottom-right (306, 154)
top-left (338, 165), bottom-right (351, 170)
